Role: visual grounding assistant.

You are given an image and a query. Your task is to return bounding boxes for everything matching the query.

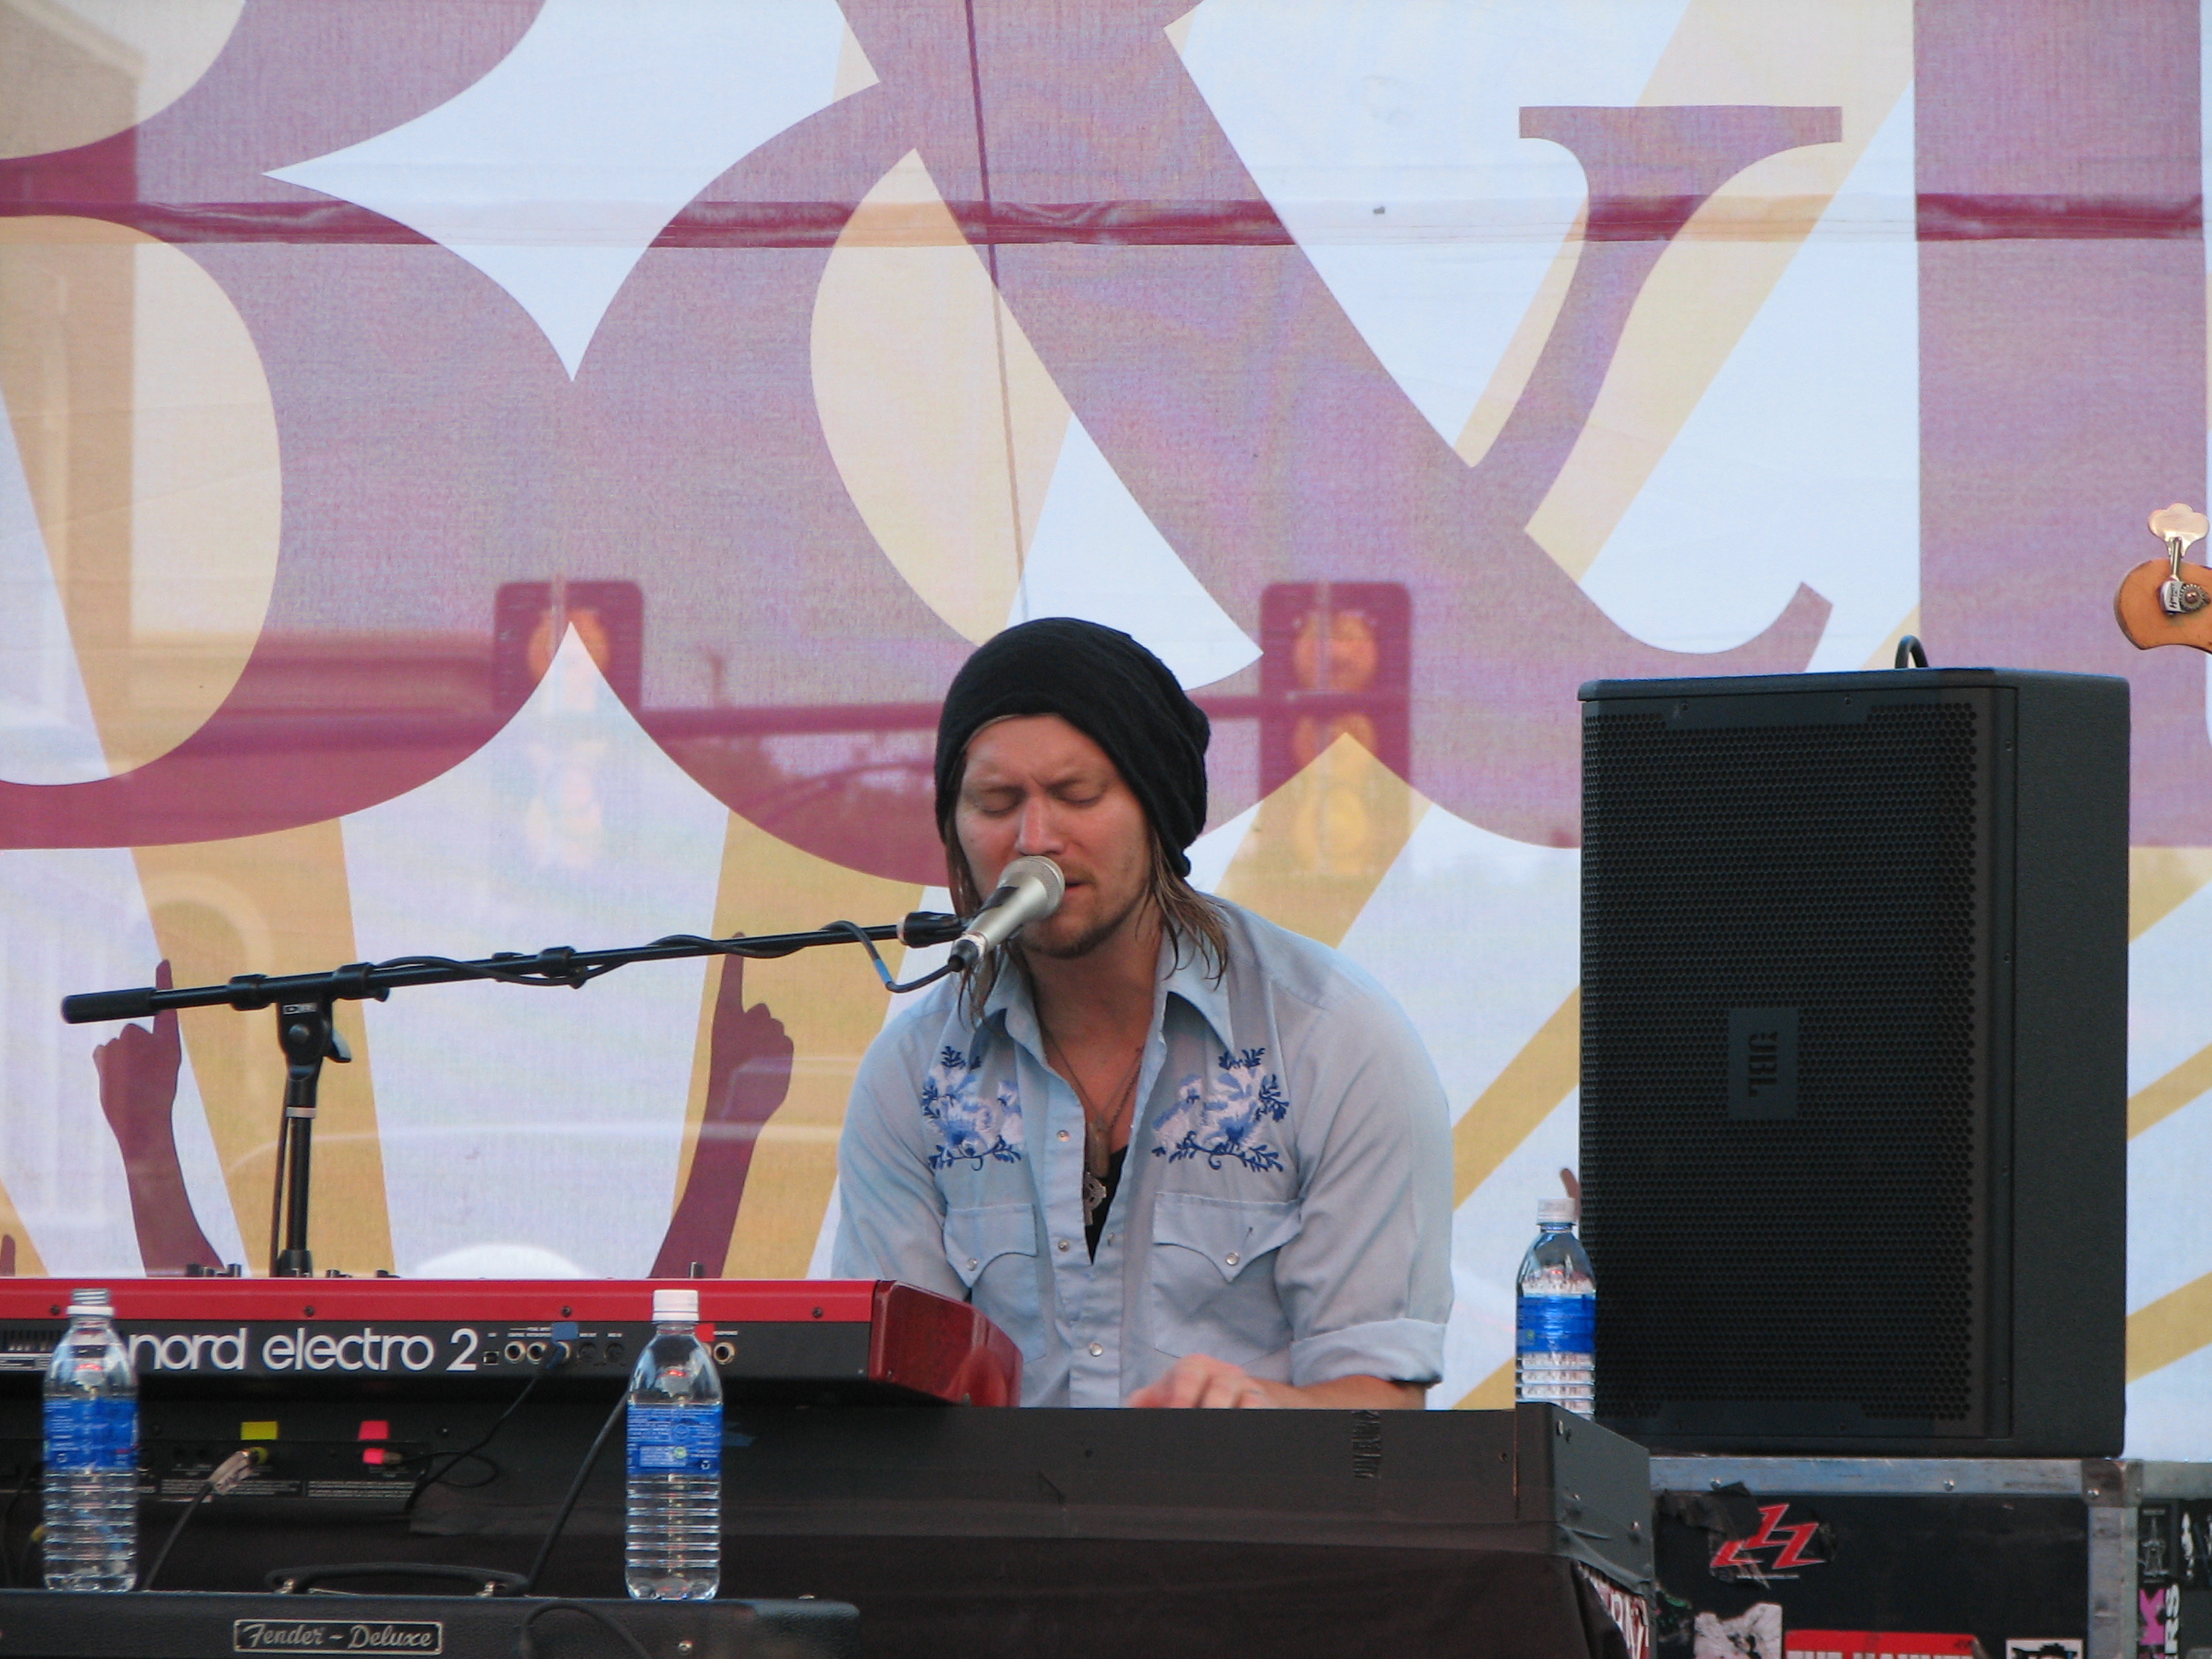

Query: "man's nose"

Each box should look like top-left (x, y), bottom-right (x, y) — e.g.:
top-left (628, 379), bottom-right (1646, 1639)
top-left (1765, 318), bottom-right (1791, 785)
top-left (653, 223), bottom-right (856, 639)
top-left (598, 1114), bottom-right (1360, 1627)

top-left (1013, 795), bottom-right (1064, 855)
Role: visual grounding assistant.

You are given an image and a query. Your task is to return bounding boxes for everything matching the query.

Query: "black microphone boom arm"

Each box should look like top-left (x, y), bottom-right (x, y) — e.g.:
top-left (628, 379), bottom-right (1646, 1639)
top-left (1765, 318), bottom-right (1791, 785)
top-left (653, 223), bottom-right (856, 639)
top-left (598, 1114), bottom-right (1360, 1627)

top-left (58, 910), bottom-right (965, 1277)
top-left (61, 913), bottom-right (965, 1025)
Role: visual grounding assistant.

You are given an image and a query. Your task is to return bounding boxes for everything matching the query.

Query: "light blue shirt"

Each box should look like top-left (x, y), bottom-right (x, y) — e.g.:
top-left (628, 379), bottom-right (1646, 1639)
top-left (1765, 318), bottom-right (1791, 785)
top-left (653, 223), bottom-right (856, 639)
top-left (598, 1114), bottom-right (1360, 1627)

top-left (832, 900), bottom-right (1454, 1406)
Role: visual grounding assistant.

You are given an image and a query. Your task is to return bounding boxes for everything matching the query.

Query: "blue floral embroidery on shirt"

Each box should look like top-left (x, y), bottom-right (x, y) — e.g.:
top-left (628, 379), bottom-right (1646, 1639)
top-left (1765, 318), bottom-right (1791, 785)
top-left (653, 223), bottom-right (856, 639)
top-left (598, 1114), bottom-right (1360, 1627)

top-left (921, 1046), bottom-right (1025, 1170)
top-left (1151, 1045), bottom-right (1288, 1173)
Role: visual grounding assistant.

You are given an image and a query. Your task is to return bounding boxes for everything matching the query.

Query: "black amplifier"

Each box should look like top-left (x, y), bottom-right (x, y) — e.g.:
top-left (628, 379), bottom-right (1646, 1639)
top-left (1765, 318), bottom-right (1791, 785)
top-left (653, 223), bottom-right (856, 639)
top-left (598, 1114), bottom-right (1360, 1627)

top-left (0, 1589), bottom-right (855, 1659)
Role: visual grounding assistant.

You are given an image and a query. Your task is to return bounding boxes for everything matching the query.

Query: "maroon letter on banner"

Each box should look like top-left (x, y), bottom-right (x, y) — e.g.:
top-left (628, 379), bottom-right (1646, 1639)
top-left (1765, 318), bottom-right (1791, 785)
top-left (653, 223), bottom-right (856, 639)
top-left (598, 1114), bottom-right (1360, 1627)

top-left (1, 0), bottom-right (1853, 864)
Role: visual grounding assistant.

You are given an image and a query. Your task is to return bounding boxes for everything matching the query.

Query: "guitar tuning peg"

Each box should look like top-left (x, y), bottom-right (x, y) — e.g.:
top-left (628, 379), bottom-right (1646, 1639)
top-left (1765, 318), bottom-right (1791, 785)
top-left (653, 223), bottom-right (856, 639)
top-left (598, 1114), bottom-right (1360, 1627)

top-left (2120, 506), bottom-right (2212, 646)
top-left (2150, 504), bottom-right (2212, 614)
top-left (2150, 503), bottom-right (2209, 549)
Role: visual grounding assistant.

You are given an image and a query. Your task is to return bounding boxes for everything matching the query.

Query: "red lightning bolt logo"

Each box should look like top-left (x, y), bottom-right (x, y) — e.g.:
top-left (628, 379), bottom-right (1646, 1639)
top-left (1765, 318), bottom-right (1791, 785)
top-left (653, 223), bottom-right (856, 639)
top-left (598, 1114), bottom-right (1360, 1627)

top-left (1710, 1504), bottom-right (1824, 1574)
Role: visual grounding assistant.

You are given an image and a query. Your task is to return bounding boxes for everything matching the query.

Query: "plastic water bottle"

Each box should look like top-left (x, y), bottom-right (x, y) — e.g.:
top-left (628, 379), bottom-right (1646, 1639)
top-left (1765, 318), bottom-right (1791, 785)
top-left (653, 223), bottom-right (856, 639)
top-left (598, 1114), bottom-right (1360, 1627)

top-left (1516, 1197), bottom-right (1596, 1417)
top-left (625, 1286), bottom-right (722, 1600)
top-left (43, 1287), bottom-right (138, 1590)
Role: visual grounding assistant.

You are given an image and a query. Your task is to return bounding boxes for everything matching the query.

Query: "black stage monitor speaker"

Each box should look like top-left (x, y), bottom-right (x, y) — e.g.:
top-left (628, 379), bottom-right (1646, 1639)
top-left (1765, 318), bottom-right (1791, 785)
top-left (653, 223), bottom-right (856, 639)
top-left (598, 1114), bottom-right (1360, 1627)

top-left (1578, 669), bottom-right (2127, 1455)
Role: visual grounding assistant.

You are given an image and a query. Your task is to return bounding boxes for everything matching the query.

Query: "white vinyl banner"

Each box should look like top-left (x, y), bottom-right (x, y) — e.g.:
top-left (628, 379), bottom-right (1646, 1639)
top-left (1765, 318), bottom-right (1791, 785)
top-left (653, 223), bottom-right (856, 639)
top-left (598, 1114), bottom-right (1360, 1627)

top-left (0, 0), bottom-right (2202, 1451)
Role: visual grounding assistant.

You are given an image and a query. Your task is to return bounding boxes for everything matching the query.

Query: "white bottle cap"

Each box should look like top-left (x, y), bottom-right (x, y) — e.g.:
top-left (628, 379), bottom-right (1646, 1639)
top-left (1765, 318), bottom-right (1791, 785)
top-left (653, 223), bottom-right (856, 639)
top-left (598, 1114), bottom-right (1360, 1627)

top-left (1536, 1197), bottom-right (1576, 1224)
top-left (652, 1288), bottom-right (700, 1323)
top-left (67, 1287), bottom-right (112, 1315)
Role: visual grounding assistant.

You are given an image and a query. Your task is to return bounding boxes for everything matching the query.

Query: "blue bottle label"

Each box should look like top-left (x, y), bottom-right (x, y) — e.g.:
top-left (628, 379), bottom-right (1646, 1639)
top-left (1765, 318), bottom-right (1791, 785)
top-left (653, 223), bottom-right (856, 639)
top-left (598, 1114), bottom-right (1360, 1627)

top-left (626, 1404), bottom-right (722, 1478)
top-left (44, 1396), bottom-right (137, 1472)
top-left (1516, 1295), bottom-right (1595, 1355)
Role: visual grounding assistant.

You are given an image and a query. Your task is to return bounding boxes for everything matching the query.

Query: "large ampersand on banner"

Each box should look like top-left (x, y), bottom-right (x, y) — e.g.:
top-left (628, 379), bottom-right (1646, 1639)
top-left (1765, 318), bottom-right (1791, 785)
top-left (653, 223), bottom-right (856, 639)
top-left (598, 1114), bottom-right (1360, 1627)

top-left (8, 0), bottom-right (2198, 869)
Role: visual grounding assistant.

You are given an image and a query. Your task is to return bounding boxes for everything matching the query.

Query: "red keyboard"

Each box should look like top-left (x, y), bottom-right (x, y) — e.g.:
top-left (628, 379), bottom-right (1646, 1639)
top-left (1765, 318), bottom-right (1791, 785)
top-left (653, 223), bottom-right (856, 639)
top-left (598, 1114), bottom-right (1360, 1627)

top-left (0, 1278), bottom-right (1019, 1406)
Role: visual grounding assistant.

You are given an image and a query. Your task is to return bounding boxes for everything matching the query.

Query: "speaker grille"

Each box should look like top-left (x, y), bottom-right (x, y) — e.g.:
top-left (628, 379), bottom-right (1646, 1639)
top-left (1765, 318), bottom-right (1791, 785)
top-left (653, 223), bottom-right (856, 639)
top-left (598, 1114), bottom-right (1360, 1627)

top-left (1581, 699), bottom-right (1985, 1426)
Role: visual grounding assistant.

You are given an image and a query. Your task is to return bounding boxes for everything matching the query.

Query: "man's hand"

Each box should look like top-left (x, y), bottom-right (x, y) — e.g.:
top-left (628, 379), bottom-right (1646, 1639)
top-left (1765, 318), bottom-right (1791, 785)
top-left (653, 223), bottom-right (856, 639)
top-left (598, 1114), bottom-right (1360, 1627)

top-left (1126, 1353), bottom-right (1278, 1408)
top-left (1126, 1353), bottom-right (1427, 1409)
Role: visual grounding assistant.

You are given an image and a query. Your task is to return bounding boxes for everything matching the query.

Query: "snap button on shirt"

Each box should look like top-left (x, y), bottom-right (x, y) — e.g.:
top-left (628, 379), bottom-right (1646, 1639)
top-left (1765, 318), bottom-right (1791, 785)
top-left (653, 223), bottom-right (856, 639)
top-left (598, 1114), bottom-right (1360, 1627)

top-left (1089, 1342), bottom-right (1104, 1356)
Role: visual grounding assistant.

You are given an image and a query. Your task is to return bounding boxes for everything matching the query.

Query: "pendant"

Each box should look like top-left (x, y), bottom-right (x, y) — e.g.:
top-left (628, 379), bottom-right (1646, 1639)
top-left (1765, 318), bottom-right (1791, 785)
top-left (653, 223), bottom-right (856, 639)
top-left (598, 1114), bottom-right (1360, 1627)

top-left (1082, 1167), bottom-right (1108, 1225)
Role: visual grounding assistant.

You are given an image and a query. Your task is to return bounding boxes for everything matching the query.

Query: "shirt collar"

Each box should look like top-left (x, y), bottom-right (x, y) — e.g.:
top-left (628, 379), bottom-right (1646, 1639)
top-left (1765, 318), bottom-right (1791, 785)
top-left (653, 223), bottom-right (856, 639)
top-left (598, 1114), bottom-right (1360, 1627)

top-left (978, 961), bottom-right (1030, 1056)
top-left (1160, 938), bottom-right (1234, 1051)
top-left (978, 933), bottom-right (1234, 1057)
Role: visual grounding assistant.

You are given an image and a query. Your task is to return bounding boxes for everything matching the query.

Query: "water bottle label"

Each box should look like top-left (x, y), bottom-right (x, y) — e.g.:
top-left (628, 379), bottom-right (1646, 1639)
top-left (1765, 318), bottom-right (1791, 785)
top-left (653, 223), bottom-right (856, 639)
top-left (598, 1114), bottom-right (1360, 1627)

top-left (44, 1396), bottom-right (137, 1472)
top-left (1516, 1295), bottom-right (1595, 1355)
top-left (626, 1404), bottom-right (722, 1478)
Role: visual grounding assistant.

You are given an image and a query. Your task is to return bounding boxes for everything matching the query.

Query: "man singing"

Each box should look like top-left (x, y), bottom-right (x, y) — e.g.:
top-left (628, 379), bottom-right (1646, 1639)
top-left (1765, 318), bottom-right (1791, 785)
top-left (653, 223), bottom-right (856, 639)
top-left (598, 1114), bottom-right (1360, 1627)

top-left (833, 619), bottom-right (1452, 1407)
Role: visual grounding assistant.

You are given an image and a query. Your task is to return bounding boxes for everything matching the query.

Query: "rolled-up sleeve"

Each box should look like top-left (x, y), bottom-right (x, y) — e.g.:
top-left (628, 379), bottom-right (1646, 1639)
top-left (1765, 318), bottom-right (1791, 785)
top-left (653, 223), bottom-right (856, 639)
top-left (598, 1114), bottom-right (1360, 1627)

top-left (831, 1010), bottom-right (963, 1301)
top-left (1271, 981), bottom-right (1455, 1388)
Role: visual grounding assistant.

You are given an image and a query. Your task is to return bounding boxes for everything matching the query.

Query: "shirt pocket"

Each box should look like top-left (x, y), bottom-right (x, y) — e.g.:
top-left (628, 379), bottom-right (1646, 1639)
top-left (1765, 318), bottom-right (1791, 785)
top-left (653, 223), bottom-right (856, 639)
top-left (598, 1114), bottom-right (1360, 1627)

top-left (943, 1202), bottom-right (1046, 1360)
top-left (1147, 1191), bottom-right (1303, 1364)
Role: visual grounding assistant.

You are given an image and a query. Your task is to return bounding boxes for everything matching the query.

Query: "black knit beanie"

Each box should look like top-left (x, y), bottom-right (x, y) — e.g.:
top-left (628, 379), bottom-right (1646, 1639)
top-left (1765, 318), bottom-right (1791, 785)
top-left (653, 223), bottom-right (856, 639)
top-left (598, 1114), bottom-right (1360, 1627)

top-left (934, 619), bottom-right (1211, 876)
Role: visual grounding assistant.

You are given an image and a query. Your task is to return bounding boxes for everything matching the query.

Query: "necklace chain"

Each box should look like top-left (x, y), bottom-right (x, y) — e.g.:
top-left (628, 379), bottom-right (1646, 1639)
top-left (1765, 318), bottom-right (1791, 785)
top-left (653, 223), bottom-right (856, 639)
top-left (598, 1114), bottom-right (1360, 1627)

top-left (1043, 1027), bottom-right (1144, 1228)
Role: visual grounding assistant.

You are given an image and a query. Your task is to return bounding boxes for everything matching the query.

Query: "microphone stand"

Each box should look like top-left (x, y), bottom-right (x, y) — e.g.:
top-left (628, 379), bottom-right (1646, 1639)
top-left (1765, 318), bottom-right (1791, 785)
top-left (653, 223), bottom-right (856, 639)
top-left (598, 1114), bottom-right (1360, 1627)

top-left (60, 913), bottom-right (965, 1278)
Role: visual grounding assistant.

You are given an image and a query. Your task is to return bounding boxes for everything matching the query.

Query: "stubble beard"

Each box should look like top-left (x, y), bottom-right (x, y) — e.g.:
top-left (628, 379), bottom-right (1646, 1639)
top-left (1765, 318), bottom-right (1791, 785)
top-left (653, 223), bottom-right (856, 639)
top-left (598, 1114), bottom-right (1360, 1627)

top-left (1016, 876), bottom-right (1154, 964)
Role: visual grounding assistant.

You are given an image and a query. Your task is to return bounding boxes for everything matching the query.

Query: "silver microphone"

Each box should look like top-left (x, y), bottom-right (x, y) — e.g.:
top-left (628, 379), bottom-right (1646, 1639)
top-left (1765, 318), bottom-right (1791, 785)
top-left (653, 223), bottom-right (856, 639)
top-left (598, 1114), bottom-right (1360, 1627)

top-left (950, 856), bottom-right (1065, 969)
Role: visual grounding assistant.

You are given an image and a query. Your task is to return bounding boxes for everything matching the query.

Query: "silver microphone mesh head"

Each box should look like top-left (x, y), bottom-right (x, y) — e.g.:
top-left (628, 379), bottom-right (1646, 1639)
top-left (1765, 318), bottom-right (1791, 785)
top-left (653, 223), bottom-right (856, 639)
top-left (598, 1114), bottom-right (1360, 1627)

top-left (999, 855), bottom-right (1065, 911)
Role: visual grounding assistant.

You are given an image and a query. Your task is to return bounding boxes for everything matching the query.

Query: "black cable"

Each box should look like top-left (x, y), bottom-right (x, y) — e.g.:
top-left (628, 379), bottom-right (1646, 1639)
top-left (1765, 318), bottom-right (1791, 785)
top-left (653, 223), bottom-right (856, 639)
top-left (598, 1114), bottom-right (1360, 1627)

top-left (141, 1484), bottom-right (216, 1592)
top-left (373, 929), bottom-right (821, 993)
top-left (143, 1447), bottom-right (265, 1591)
top-left (626, 934), bottom-right (809, 963)
top-left (516, 1601), bottom-right (654, 1659)
top-left (0, 1461), bottom-right (33, 1588)
top-left (10, 1462), bottom-right (39, 1587)
top-left (395, 1448), bottom-right (502, 1492)
top-left (823, 920), bottom-right (959, 996)
top-left (67, 915), bottom-right (971, 1029)
top-left (1894, 633), bottom-right (1929, 669)
top-left (266, 1109), bottom-right (292, 1274)
top-left (521, 1393), bottom-right (627, 1596)
top-left (382, 920), bottom-right (958, 996)
top-left (402, 1359), bottom-right (555, 1516)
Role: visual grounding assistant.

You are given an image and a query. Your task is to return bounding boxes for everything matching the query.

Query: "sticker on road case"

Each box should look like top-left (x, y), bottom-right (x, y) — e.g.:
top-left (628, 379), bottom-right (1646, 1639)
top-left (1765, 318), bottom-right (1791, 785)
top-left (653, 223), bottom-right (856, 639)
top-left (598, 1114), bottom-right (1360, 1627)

top-left (1572, 1562), bottom-right (1650, 1659)
top-left (1709, 1503), bottom-right (1827, 1580)
top-left (1787, 1635), bottom-right (1874, 1659)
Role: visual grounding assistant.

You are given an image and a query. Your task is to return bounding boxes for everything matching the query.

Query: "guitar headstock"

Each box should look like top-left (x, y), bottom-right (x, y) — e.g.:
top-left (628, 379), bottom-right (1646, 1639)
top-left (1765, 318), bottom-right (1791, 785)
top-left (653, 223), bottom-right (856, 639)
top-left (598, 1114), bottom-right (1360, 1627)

top-left (2116, 503), bottom-right (2212, 651)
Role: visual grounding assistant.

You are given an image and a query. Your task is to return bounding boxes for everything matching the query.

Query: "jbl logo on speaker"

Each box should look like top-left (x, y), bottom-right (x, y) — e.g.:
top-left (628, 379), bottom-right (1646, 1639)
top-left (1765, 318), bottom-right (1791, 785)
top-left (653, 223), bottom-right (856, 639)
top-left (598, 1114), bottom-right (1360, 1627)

top-left (1728, 1008), bottom-right (1798, 1120)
